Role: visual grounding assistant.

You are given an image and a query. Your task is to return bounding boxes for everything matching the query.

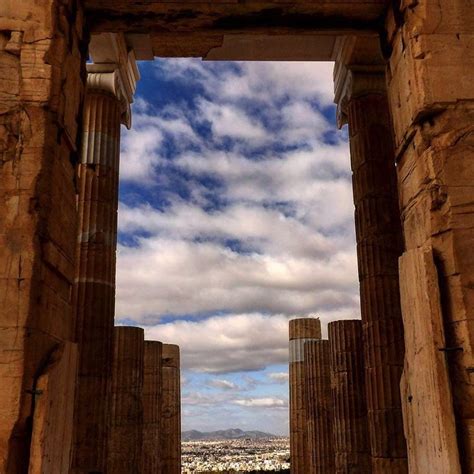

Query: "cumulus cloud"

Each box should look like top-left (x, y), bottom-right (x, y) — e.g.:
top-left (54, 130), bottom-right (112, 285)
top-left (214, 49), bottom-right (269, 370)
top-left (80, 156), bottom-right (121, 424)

top-left (116, 59), bottom-right (359, 432)
top-left (156, 59), bottom-right (335, 106)
top-left (142, 312), bottom-right (356, 374)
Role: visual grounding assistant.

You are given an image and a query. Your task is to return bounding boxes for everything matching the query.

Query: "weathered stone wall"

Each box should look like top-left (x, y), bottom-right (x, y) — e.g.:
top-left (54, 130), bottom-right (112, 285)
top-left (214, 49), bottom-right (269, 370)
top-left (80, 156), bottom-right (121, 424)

top-left (0, 0), bottom-right (87, 471)
top-left (27, 342), bottom-right (78, 474)
top-left (386, 0), bottom-right (474, 470)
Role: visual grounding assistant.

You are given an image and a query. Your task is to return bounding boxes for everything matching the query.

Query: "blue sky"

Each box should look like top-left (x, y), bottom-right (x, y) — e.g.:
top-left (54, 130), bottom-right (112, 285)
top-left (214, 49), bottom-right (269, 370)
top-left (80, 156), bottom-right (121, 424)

top-left (115, 59), bottom-right (358, 435)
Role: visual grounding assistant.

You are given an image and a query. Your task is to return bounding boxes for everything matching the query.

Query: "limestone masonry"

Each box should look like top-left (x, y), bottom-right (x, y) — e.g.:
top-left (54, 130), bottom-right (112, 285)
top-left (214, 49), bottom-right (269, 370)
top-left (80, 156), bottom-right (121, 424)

top-left (0, 0), bottom-right (473, 472)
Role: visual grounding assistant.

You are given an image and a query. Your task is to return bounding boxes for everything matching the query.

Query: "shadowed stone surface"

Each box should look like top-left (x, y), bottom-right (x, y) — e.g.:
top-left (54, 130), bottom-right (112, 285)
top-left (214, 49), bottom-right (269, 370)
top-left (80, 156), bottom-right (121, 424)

top-left (347, 82), bottom-right (407, 473)
top-left (143, 341), bottom-right (163, 474)
top-left (108, 326), bottom-right (144, 474)
top-left (161, 344), bottom-right (181, 474)
top-left (329, 320), bottom-right (370, 473)
top-left (304, 340), bottom-right (334, 474)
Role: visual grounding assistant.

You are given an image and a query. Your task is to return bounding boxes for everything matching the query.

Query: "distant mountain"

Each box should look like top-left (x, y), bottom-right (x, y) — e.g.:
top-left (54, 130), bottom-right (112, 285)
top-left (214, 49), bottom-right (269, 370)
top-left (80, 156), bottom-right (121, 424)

top-left (182, 428), bottom-right (277, 441)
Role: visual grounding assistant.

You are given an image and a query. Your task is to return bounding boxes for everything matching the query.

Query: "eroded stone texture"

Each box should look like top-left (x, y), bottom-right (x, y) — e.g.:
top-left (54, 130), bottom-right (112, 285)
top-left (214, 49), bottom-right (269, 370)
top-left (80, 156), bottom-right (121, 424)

top-left (143, 341), bottom-right (163, 474)
top-left (288, 317), bottom-right (321, 474)
top-left (108, 326), bottom-right (144, 474)
top-left (399, 248), bottom-right (461, 473)
top-left (0, 1), bottom-right (87, 472)
top-left (161, 344), bottom-right (181, 474)
top-left (329, 320), bottom-right (370, 473)
top-left (72, 79), bottom-right (121, 474)
top-left (304, 340), bottom-right (334, 474)
top-left (385, 1), bottom-right (474, 470)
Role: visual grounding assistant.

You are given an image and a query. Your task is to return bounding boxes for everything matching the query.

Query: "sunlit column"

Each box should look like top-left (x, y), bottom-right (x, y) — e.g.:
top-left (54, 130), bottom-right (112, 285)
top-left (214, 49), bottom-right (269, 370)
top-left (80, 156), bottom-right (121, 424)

top-left (71, 33), bottom-right (139, 473)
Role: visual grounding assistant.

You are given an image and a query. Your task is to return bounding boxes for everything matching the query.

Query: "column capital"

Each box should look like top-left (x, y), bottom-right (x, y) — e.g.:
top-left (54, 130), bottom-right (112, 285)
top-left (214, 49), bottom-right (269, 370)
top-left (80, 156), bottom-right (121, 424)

top-left (333, 35), bottom-right (387, 128)
top-left (88, 33), bottom-right (141, 129)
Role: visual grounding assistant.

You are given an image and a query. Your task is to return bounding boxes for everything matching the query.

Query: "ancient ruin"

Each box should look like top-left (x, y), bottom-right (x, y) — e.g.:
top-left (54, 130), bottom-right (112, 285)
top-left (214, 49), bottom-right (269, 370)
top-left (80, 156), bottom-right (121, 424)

top-left (1, 0), bottom-right (473, 472)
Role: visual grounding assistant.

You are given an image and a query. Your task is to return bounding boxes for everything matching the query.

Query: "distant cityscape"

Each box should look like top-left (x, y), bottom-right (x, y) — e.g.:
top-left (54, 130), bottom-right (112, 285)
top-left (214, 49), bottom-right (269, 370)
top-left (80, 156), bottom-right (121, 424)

top-left (181, 430), bottom-right (290, 473)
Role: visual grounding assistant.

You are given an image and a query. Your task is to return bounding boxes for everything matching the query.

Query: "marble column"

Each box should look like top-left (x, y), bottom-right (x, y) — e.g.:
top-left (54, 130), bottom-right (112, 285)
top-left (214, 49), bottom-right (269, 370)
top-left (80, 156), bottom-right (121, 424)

top-left (304, 340), bottom-right (334, 473)
top-left (329, 320), bottom-right (370, 473)
top-left (161, 344), bottom-right (181, 474)
top-left (289, 317), bottom-right (321, 473)
top-left (143, 341), bottom-right (163, 474)
top-left (71, 33), bottom-right (139, 473)
top-left (334, 37), bottom-right (407, 473)
top-left (108, 326), bottom-right (145, 474)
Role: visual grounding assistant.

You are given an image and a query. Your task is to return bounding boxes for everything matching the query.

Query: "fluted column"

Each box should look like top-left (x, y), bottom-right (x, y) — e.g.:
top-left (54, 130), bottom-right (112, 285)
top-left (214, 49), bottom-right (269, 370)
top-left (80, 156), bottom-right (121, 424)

top-left (289, 317), bottom-right (321, 474)
top-left (304, 340), bottom-right (334, 473)
top-left (334, 36), bottom-right (407, 473)
top-left (329, 320), bottom-right (370, 473)
top-left (108, 326), bottom-right (145, 474)
top-left (143, 341), bottom-right (163, 474)
top-left (72, 33), bottom-right (139, 473)
top-left (161, 344), bottom-right (181, 474)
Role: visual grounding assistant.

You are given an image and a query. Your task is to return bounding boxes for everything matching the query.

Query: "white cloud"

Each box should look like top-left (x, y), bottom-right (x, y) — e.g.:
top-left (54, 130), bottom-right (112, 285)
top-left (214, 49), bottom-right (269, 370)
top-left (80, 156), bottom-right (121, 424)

top-left (142, 312), bottom-right (357, 374)
top-left (233, 397), bottom-right (287, 408)
top-left (157, 59), bottom-right (335, 106)
top-left (208, 379), bottom-right (239, 391)
top-left (198, 99), bottom-right (268, 142)
top-left (268, 372), bottom-right (289, 384)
